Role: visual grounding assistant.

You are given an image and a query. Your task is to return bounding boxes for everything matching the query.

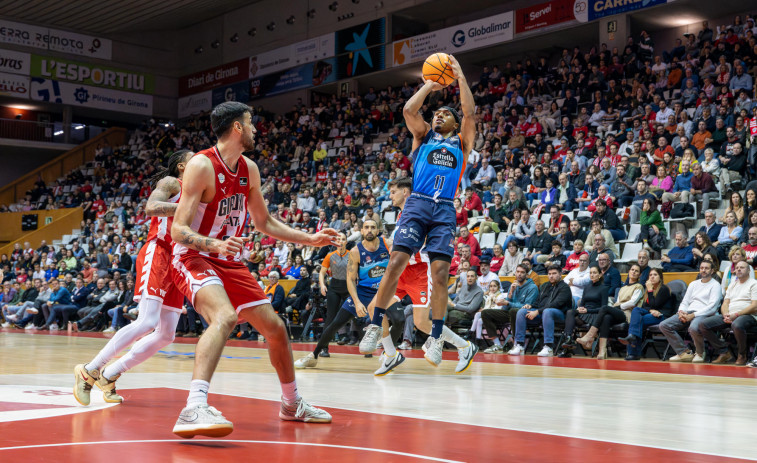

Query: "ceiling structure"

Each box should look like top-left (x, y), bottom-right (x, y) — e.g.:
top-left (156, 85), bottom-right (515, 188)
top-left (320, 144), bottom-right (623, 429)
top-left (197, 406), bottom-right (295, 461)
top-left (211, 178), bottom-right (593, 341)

top-left (0, 0), bottom-right (257, 34)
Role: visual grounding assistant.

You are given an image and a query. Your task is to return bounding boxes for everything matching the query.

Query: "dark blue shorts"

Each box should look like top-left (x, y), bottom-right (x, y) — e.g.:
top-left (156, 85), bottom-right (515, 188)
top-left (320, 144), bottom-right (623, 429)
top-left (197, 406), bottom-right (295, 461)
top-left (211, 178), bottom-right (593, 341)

top-left (341, 286), bottom-right (377, 317)
top-left (393, 195), bottom-right (456, 259)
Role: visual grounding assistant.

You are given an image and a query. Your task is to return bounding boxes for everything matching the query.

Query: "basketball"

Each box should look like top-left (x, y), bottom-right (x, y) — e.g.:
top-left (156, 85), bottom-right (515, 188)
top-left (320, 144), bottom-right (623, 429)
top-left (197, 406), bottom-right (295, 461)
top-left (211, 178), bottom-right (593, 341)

top-left (422, 53), bottom-right (455, 87)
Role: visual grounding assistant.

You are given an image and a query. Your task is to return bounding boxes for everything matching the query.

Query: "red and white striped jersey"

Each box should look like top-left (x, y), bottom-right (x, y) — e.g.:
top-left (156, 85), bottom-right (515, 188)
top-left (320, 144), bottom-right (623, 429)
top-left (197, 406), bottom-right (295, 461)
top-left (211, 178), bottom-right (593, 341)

top-left (145, 180), bottom-right (181, 249)
top-left (173, 146), bottom-right (250, 262)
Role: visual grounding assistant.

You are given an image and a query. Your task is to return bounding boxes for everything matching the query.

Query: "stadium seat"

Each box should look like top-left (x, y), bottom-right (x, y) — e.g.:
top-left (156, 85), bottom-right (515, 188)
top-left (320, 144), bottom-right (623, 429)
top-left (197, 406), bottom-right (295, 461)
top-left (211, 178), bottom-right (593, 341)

top-left (615, 242), bottom-right (642, 264)
top-left (480, 233), bottom-right (496, 250)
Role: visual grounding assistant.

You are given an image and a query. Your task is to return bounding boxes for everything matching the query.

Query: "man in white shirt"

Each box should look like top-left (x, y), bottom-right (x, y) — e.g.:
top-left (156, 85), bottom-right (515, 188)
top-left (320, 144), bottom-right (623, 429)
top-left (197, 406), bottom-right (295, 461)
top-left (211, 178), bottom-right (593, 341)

top-left (273, 240), bottom-right (289, 264)
top-left (477, 259), bottom-right (500, 292)
top-left (655, 99), bottom-right (674, 123)
top-left (565, 255), bottom-right (591, 303)
top-left (659, 260), bottom-right (722, 362)
top-left (697, 261), bottom-right (757, 365)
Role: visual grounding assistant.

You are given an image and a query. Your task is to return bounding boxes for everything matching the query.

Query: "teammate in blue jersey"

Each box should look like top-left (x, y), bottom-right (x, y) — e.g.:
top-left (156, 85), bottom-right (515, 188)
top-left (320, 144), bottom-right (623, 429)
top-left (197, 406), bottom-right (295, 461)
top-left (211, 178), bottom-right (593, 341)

top-left (294, 219), bottom-right (391, 369)
top-left (360, 55), bottom-right (477, 367)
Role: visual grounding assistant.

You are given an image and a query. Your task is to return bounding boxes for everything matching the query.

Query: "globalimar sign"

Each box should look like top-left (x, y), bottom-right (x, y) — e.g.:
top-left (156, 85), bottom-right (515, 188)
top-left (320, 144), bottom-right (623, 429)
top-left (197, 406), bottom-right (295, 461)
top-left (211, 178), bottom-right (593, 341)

top-left (392, 11), bottom-right (513, 67)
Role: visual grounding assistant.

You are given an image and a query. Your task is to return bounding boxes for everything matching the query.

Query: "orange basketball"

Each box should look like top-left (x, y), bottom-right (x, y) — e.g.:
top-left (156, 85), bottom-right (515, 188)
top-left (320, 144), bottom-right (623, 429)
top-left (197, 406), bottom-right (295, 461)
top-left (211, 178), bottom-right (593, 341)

top-left (422, 53), bottom-right (455, 87)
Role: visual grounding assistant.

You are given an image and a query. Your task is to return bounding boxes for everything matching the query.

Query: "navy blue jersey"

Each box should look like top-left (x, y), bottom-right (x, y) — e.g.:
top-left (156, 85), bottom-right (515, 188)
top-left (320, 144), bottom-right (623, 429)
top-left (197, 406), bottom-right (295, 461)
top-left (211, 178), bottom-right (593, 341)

top-left (410, 130), bottom-right (466, 201)
top-left (356, 238), bottom-right (390, 290)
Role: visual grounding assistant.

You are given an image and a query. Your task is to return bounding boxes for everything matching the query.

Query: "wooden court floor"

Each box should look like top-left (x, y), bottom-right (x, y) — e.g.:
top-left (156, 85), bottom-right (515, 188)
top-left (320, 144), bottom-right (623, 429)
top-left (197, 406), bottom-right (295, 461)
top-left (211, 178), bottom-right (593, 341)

top-left (1, 329), bottom-right (756, 462)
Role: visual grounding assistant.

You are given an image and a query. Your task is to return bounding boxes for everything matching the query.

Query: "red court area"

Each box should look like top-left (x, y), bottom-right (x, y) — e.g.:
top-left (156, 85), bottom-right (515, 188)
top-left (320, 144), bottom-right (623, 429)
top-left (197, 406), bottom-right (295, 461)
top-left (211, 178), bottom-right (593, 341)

top-left (0, 387), bottom-right (750, 463)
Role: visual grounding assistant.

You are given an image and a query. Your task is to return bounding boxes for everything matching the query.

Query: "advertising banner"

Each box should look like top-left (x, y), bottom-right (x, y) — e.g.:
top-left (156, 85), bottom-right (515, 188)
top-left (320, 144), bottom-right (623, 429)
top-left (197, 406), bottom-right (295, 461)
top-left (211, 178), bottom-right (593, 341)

top-left (0, 19), bottom-right (112, 60)
top-left (392, 11), bottom-right (513, 67)
top-left (0, 71), bottom-right (29, 98)
top-left (516, 0), bottom-right (576, 34)
top-left (573, 0), bottom-right (668, 23)
top-left (336, 46), bottom-right (384, 78)
top-left (177, 90), bottom-right (212, 118)
top-left (179, 58), bottom-right (248, 97)
top-left (249, 33), bottom-right (334, 79)
top-left (30, 77), bottom-right (153, 115)
top-left (31, 55), bottom-right (153, 93)
top-left (0, 48), bottom-right (30, 75)
top-left (211, 80), bottom-right (251, 107)
top-left (250, 58), bottom-right (336, 99)
top-left (335, 18), bottom-right (386, 56)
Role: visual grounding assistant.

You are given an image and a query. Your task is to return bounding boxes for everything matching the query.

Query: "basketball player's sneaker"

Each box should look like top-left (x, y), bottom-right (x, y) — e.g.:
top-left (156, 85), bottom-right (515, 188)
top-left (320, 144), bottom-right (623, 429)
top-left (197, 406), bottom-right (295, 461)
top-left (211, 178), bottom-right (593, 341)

top-left (173, 404), bottom-right (233, 438)
top-left (424, 337), bottom-right (445, 366)
top-left (294, 353), bottom-right (318, 369)
top-left (279, 397), bottom-right (332, 423)
top-left (374, 352), bottom-right (406, 376)
top-left (455, 341), bottom-right (478, 373)
top-left (359, 324), bottom-right (382, 354)
top-left (95, 374), bottom-right (123, 403)
top-left (422, 336), bottom-right (434, 353)
top-left (73, 364), bottom-right (100, 406)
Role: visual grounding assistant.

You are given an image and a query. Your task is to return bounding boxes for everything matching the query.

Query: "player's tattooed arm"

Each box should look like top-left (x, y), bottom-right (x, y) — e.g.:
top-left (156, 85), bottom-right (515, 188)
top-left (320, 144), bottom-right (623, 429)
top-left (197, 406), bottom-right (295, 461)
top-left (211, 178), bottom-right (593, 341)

top-left (176, 228), bottom-right (218, 253)
top-left (146, 177), bottom-right (181, 217)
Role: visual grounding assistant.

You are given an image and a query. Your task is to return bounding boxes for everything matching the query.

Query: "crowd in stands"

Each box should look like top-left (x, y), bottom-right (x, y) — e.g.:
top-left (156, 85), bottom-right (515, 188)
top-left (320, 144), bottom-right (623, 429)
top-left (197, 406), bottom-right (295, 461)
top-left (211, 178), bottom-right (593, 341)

top-left (2, 13), bottom-right (757, 365)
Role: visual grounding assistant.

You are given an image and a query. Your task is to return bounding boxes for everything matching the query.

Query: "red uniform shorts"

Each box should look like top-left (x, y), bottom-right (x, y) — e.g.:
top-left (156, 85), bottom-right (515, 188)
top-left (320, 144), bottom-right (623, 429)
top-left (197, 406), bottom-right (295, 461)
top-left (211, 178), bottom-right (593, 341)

top-left (395, 262), bottom-right (432, 307)
top-left (172, 254), bottom-right (270, 317)
top-left (133, 241), bottom-right (184, 312)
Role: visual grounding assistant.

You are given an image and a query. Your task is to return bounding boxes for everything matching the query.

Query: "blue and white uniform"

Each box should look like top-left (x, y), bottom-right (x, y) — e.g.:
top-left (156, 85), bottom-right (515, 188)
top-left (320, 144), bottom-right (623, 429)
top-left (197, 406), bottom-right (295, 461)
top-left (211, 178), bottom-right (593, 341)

top-left (394, 129), bottom-right (466, 259)
top-left (342, 238), bottom-right (390, 316)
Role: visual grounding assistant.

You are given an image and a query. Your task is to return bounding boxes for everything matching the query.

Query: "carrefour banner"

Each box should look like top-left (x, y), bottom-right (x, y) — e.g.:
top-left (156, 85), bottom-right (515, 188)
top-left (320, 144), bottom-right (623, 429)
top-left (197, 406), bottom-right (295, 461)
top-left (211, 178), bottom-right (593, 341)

top-left (573, 0), bottom-right (668, 22)
top-left (250, 58), bottom-right (336, 99)
top-left (0, 19), bottom-right (112, 60)
top-left (392, 11), bottom-right (513, 67)
top-left (31, 55), bottom-right (154, 94)
top-left (0, 71), bottom-right (29, 99)
top-left (30, 77), bottom-right (153, 115)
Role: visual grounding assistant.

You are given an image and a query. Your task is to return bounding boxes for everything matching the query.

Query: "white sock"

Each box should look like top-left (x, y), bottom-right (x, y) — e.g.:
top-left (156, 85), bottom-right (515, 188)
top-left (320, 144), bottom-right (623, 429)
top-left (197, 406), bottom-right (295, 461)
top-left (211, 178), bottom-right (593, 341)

top-left (281, 380), bottom-right (300, 403)
top-left (187, 379), bottom-right (210, 408)
top-left (441, 325), bottom-right (468, 349)
top-left (381, 335), bottom-right (397, 357)
top-left (493, 338), bottom-right (502, 347)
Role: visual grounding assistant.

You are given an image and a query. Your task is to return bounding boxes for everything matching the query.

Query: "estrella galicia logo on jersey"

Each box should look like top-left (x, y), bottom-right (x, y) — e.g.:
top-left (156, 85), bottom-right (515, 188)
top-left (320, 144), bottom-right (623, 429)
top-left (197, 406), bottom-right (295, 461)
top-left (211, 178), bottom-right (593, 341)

top-left (427, 148), bottom-right (457, 169)
top-left (218, 173), bottom-right (225, 184)
top-left (368, 266), bottom-right (386, 279)
top-left (240, 177), bottom-right (248, 186)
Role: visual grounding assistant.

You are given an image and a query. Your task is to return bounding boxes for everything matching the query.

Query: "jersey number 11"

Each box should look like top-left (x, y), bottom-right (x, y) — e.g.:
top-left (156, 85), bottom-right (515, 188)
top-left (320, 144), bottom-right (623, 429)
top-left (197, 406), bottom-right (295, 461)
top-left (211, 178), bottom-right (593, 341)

top-left (434, 175), bottom-right (445, 191)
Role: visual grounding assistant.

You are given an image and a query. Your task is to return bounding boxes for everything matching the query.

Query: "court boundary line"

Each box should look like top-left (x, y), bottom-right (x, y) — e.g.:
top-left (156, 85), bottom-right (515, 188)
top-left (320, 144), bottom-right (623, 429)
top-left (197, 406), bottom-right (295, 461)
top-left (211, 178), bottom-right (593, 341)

top-left (196, 387), bottom-right (757, 462)
top-left (0, 439), bottom-right (465, 462)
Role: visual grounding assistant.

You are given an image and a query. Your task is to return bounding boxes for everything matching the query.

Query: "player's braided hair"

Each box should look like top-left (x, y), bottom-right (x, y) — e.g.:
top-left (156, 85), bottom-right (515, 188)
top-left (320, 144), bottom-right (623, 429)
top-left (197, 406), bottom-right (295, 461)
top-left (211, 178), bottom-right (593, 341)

top-left (148, 149), bottom-right (192, 187)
